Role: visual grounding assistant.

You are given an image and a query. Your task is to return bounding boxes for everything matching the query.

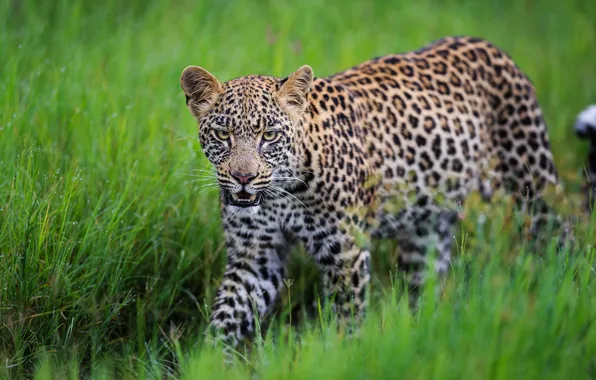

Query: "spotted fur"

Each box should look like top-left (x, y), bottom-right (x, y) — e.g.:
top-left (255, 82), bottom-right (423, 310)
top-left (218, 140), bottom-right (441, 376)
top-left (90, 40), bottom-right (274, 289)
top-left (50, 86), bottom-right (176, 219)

top-left (180, 36), bottom-right (569, 356)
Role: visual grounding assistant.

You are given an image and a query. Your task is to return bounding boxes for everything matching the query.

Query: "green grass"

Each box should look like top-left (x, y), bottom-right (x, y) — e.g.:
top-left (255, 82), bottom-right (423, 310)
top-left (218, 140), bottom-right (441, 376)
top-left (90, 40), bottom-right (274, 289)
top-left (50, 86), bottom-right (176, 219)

top-left (1, 0), bottom-right (595, 378)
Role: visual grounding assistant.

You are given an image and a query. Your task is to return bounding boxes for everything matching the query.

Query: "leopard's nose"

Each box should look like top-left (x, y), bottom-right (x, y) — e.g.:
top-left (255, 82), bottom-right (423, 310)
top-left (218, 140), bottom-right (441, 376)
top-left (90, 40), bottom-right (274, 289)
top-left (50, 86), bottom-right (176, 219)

top-left (231, 172), bottom-right (257, 185)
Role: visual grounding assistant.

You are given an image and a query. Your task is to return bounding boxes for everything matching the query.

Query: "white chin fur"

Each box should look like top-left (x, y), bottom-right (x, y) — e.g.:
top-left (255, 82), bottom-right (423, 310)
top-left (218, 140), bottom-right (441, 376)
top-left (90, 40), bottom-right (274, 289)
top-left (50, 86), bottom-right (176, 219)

top-left (227, 204), bottom-right (260, 215)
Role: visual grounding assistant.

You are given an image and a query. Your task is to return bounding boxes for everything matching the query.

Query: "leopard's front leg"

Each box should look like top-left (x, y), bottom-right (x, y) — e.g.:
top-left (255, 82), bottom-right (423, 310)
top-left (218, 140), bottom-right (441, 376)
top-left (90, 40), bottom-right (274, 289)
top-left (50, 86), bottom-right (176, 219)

top-left (209, 213), bottom-right (287, 362)
top-left (308, 223), bottom-right (371, 325)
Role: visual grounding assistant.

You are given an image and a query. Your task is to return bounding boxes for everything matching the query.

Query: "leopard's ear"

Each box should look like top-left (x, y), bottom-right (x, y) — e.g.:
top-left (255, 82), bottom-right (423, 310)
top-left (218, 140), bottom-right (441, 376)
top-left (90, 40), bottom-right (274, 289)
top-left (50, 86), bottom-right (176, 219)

top-left (180, 66), bottom-right (223, 118)
top-left (276, 65), bottom-right (314, 117)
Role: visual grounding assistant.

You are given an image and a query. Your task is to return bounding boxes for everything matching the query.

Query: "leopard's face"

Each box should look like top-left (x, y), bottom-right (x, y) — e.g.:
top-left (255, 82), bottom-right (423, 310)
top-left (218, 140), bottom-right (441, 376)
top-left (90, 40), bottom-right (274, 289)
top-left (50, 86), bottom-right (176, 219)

top-left (181, 65), bottom-right (313, 211)
top-left (199, 79), bottom-right (297, 209)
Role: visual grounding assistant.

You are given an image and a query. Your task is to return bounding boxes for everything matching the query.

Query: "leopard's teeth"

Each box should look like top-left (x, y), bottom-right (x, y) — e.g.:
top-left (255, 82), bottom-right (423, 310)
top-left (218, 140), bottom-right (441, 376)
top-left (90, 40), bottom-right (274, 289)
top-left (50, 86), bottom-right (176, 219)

top-left (231, 193), bottom-right (257, 202)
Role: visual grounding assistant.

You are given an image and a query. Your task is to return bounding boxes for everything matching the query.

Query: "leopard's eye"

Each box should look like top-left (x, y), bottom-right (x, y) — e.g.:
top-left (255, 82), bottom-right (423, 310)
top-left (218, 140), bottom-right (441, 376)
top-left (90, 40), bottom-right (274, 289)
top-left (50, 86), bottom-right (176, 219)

top-left (262, 131), bottom-right (279, 142)
top-left (214, 130), bottom-right (231, 140)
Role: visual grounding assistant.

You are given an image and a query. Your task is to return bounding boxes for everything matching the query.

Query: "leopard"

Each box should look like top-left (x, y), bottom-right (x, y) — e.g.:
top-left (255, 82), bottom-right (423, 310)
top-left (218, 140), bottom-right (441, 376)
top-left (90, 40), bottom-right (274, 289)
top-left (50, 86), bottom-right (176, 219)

top-left (179, 35), bottom-right (571, 357)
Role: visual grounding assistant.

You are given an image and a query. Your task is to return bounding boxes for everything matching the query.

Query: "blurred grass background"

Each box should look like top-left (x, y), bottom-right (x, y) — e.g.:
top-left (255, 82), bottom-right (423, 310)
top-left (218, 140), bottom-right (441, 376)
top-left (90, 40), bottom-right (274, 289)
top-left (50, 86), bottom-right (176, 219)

top-left (1, 0), bottom-right (595, 378)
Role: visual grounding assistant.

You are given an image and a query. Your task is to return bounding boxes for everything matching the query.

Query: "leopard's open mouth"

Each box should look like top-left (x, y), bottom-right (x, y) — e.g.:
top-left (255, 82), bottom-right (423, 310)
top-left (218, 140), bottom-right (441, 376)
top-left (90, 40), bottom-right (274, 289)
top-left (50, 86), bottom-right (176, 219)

top-left (227, 191), bottom-right (262, 207)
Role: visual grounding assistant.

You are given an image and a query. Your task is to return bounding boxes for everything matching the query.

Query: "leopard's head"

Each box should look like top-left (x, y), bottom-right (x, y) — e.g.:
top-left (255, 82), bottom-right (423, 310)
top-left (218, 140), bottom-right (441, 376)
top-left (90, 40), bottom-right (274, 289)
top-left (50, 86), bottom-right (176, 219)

top-left (180, 65), bottom-right (313, 211)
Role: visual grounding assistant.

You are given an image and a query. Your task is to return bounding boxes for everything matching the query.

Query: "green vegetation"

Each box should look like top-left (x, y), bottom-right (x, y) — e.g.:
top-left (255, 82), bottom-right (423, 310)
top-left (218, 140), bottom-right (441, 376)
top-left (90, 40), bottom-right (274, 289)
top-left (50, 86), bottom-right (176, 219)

top-left (1, 0), bottom-right (595, 378)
